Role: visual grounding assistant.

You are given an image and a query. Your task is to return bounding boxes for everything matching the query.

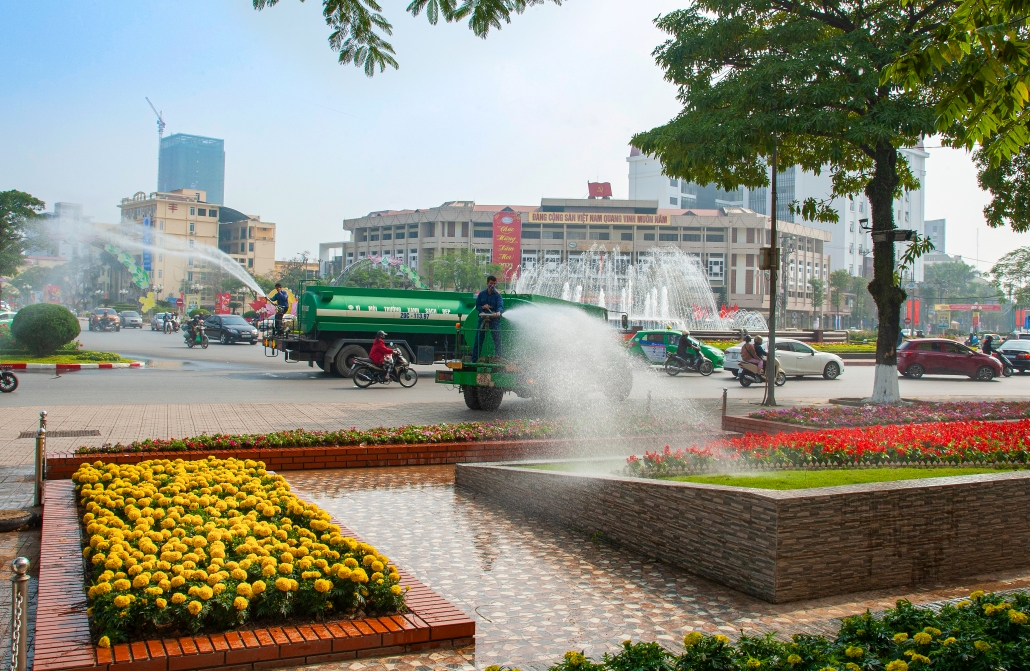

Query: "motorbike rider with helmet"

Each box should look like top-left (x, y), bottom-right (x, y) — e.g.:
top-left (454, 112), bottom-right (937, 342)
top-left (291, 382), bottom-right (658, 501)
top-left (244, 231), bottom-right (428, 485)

top-left (676, 331), bottom-right (703, 370)
top-left (184, 313), bottom-right (204, 343)
top-left (369, 331), bottom-right (396, 377)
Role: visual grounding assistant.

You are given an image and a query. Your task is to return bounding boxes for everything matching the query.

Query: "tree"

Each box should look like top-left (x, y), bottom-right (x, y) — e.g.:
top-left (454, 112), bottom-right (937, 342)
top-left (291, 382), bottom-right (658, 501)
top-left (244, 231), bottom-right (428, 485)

top-left (0, 190), bottom-right (48, 276)
top-left (976, 144), bottom-right (1030, 231)
top-left (925, 260), bottom-right (979, 300)
top-left (989, 248), bottom-right (1030, 306)
top-left (808, 278), bottom-right (825, 326)
top-left (428, 249), bottom-right (502, 292)
top-left (341, 265), bottom-right (394, 288)
top-left (829, 269), bottom-right (852, 326)
top-left (274, 253), bottom-right (318, 296)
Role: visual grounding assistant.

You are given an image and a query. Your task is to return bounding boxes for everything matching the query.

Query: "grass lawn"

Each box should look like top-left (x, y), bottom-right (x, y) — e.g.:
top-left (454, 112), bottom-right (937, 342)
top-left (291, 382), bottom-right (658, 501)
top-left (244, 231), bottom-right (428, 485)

top-left (0, 350), bottom-right (134, 364)
top-left (663, 467), bottom-right (1010, 490)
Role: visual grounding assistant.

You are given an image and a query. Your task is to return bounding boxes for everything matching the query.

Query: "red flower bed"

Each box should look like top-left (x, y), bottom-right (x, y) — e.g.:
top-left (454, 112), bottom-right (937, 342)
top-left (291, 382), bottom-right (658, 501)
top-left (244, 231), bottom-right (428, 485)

top-left (626, 420), bottom-right (1030, 477)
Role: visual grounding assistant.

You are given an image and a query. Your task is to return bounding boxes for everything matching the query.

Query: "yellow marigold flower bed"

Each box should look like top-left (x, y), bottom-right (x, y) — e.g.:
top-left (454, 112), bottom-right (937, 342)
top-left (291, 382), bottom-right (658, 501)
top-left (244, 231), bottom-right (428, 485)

top-left (74, 457), bottom-right (406, 645)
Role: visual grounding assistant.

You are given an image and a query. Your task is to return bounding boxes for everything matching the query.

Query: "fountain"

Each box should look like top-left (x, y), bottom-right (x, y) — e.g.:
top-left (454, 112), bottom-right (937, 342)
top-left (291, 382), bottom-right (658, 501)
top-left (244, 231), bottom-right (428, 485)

top-left (515, 246), bottom-right (768, 332)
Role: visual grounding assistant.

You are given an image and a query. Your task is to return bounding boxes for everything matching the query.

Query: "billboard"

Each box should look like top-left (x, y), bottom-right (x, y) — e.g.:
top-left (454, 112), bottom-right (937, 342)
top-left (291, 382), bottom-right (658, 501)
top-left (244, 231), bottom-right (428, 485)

top-left (185, 294), bottom-right (200, 312)
top-left (527, 212), bottom-right (670, 225)
top-left (142, 216), bottom-right (152, 272)
top-left (492, 211), bottom-right (521, 280)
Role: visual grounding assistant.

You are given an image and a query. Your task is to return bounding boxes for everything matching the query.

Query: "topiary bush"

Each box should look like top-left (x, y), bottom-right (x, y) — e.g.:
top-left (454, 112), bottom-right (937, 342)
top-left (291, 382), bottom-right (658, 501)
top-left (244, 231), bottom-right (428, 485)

top-left (0, 324), bottom-right (19, 350)
top-left (11, 304), bottom-right (81, 356)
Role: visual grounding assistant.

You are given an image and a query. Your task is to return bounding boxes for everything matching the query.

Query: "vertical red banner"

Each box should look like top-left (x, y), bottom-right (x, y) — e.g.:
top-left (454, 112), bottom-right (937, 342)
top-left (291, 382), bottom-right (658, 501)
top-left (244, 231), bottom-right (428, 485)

top-left (492, 211), bottom-right (522, 280)
top-left (215, 293), bottom-right (232, 314)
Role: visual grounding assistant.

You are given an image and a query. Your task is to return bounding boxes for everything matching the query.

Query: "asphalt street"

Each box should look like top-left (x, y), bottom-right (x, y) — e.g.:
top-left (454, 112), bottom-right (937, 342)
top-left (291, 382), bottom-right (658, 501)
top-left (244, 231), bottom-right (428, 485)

top-left (1, 326), bottom-right (1028, 408)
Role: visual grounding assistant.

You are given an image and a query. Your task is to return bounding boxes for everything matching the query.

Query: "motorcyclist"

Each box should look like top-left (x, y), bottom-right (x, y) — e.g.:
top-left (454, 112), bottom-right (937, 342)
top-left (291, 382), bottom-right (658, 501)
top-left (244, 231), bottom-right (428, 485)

top-left (369, 330), bottom-right (396, 376)
top-left (983, 334), bottom-right (995, 355)
top-left (740, 335), bottom-right (763, 373)
top-left (676, 332), bottom-right (702, 370)
top-left (753, 336), bottom-right (768, 374)
top-left (471, 275), bottom-right (503, 362)
top-left (185, 313), bottom-right (203, 342)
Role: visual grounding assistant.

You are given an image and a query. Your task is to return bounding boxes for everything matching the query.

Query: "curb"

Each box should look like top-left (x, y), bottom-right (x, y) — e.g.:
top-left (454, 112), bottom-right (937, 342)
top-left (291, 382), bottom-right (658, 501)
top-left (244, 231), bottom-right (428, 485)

top-left (1, 361), bottom-right (144, 370)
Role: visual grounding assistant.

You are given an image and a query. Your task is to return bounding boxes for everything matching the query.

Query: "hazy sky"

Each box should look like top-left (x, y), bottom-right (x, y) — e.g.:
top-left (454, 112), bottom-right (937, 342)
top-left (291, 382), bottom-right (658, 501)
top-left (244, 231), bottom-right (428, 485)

top-left (1, 1), bottom-right (1026, 267)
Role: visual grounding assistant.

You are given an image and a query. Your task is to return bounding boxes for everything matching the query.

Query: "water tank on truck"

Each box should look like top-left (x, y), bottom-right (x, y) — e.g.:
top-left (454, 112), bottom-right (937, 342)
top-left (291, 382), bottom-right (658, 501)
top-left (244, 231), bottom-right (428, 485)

top-left (282, 287), bottom-right (477, 377)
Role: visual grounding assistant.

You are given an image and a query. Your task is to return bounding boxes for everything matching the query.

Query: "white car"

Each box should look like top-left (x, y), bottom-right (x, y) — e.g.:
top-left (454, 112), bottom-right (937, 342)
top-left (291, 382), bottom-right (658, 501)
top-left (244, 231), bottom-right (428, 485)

top-left (724, 338), bottom-right (844, 380)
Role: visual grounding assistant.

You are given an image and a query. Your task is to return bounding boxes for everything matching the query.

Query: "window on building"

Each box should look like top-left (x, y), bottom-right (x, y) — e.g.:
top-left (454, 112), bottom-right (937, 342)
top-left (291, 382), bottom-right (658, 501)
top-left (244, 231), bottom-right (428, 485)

top-left (473, 230), bottom-right (492, 238)
top-left (422, 222), bottom-right (435, 237)
top-left (683, 229), bottom-right (702, 242)
top-left (670, 197), bottom-right (678, 205)
top-left (158, 254), bottom-right (163, 262)
top-left (905, 211), bottom-right (910, 222)
top-left (209, 209), bottom-right (217, 217)
top-left (188, 257), bottom-right (194, 267)
top-left (408, 252), bottom-right (418, 269)
top-left (461, 222), bottom-right (469, 237)
top-left (346, 252), bottom-right (354, 267)
top-left (621, 232), bottom-right (633, 241)
top-left (567, 231), bottom-right (586, 240)
top-left (197, 208), bottom-right (206, 216)
top-left (589, 232), bottom-right (610, 240)
top-left (190, 207), bottom-right (195, 216)
top-left (850, 200), bottom-right (855, 211)
top-left (188, 239), bottom-right (195, 249)
top-left (408, 230), bottom-right (418, 238)
top-left (188, 272), bottom-right (193, 282)
top-left (542, 230), bottom-right (564, 239)
top-left (249, 243), bottom-right (254, 252)
top-left (706, 231), bottom-right (725, 242)
top-left (370, 234), bottom-right (379, 241)
top-left (522, 230), bottom-right (541, 239)
top-left (189, 222), bottom-right (195, 234)
top-left (859, 201), bottom-right (865, 212)
top-left (159, 221), bottom-right (164, 230)
top-left (670, 178), bottom-right (678, 187)
top-left (658, 233), bottom-right (679, 242)
top-left (643, 233), bottom-right (655, 241)
top-left (708, 257), bottom-right (725, 279)
top-left (746, 228), bottom-right (755, 244)
top-left (850, 221), bottom-right (855, 232)
top-left (382, 233), bottom-right (392, 240)
top-left (447, 222), bottom-right (456, 237)
top-left (248, 259), bottom-right (253, 268)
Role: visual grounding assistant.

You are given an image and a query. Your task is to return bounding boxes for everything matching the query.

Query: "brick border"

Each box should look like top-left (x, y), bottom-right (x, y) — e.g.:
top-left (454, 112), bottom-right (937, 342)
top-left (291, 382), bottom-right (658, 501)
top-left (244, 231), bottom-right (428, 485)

top-left (34, 480), bottom-right (474, 671)
top-left (47, 437), bottom-right (659, 480)
top-left (720, 415), bottom-right (820, 435)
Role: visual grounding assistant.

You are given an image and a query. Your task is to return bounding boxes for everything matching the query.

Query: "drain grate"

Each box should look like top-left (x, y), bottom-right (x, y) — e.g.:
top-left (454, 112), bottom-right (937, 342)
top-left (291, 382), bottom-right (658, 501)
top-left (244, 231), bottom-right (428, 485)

top-left (17, 429), bottom-right (101, 439)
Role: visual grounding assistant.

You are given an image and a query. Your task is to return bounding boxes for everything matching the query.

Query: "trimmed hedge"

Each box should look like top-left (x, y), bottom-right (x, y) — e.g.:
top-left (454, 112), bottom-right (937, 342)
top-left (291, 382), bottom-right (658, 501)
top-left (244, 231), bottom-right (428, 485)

top-left (11, 303), bottom-right (80, 355)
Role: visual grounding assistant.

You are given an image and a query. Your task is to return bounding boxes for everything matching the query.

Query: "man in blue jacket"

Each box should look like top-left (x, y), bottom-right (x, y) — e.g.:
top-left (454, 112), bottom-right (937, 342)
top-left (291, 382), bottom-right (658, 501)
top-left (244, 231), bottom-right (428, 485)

top-left (270, 283), bottom-right (290, 334)
top-left (471, 276), bottom-right (503, 362)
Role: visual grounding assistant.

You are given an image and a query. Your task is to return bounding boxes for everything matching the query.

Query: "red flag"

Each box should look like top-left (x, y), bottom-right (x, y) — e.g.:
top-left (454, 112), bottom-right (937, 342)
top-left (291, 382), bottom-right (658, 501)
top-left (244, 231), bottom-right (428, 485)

top-left (587, 182), bottom-right (613, 198)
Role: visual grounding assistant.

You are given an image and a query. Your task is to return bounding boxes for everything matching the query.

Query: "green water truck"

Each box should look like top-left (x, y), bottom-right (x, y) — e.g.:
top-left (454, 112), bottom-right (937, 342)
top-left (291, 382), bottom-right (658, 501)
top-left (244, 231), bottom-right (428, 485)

top-left (435, 293), bottom-right (633, 410)
top-left (268, 286), bottom-right (476, 376)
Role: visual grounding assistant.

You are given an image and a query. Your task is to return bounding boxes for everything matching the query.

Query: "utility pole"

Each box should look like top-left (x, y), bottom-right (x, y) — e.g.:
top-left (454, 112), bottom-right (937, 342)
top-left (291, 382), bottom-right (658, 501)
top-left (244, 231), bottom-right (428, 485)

top-left (763, 142), bottom-right (779, 406)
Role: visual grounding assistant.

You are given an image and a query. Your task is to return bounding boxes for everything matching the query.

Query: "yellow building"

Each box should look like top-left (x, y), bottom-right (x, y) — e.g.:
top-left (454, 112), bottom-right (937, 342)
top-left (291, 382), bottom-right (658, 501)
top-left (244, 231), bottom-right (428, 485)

top-left (118, 189), bottom-right (276, 306)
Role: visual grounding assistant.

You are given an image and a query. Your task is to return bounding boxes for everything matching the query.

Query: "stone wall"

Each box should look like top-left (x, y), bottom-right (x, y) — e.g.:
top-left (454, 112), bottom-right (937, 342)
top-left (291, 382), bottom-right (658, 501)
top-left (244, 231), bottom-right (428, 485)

top-left (456, 463), bottom-right (1030, 603)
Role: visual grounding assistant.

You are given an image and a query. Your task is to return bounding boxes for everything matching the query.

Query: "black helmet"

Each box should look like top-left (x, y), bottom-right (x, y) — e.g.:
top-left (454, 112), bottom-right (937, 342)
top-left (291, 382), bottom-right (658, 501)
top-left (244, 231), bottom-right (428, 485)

top-left (376, 330), bottom-right (387, 338)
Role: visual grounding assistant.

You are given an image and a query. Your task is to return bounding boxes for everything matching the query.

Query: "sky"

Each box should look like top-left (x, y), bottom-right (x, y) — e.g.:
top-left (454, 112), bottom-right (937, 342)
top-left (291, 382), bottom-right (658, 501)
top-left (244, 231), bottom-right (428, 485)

top-left (1, 1), bottom-right (1026, 268)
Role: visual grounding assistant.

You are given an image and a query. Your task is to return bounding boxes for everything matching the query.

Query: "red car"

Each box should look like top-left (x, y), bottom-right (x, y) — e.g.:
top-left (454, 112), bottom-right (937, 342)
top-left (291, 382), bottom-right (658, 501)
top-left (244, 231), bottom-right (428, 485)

top-left (897, 338), bottom-right (1003, 381)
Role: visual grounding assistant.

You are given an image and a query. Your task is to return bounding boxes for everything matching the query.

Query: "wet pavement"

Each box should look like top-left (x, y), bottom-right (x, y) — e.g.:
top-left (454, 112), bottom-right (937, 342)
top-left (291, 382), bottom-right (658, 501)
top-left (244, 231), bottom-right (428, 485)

top-left (285, 465), bottom-right (1030, 670)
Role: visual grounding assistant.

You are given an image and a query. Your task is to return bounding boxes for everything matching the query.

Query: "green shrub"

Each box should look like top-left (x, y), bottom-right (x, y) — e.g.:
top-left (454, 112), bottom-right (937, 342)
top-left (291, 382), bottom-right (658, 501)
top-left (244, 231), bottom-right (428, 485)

top-left (243, 310), bottom-right (258, 319)
top-left (74, 351), bottom-right (122, 362)
top-left (11, 304), bottom-right (81, 356)
top-left (0, 324), bottom-right (20, 350)
top-left (188, 308), bottom-right (210, 318)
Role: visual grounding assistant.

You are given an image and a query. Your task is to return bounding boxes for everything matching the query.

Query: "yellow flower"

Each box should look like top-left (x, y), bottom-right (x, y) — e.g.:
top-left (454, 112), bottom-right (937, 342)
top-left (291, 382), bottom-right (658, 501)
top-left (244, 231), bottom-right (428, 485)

top-left (344, 558), bottom-right (359, 569)
top-left (113, 595), bottom-right (131, 608)
top-left (233, 596), bottom-right (249, 611)
top-left (132, 574), bottom-right (151, 589)
top-left (845, 665), bottom-right (861, 671)
top-left (391, 585), bottom-right (403, 596)
top-left (787, 655), bottom-right (802, 665)
top-left (97, 636), bottom-right (111, 648)
top-left (714, 634), bottom-right (730, 644)
top-left (885, 662), bottom-right (908, 671)
top-left (252, 580), bottom-right (266, 595)
top-left (922, 627), bottom-right (941, 636)
top-left (171, 593), bottom-right (187, 604)
top-left (187, 600), bottom-right (203, 616)
top-left (313, 579), bottom-right (333, 593)
top-left (362, 555), bottom-right (376, 567)
top-left (337, 567), bottom-right (352, 580)
top-left (231, 568), bottom-right (247, 581)
top-left (974, 641), bottom-right (991, 653)
top-left (261, 564), bottom-right (277, 577)
top-left (155, 598), bottom-right (167, 609)
top-left (371, 572), bottom-right (384, 582)
top-left (970, 590), bottom-right (985, 599)
top-left (912, 632), bottom-right (931, 645)
top-left (845, 646), bottom-right (864, 658)
top-left (113, 579), bottom-right (131, 591)
top-left (942, 637), bottom-right (956, 646)
top-left (371, 561), bottom-right (384, 573)
top-left (893, 633), bottom-right (909, 643)
top-left (237, 583), bottom-right (253, 598)
top-left (910, 654), bottom-right (930, 664)
top-left (1009, 609), bottom-right (1029, 625)
top-left (275, 577), bottom-right (292, 592)
top-left (563, 652), bottom-right (587, 667)
top-left (350, 568), bottom-right (368, 584)
top-left (746, 658), bottom-right (761, 669)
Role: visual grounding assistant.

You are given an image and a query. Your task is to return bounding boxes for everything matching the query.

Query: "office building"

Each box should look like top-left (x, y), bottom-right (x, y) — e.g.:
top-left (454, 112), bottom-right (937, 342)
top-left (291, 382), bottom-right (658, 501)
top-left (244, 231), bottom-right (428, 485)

top-left (218, 209), bottom-right (277, 277)
top-left (330, 197), bottom-right (833, 320)
top-left (924, 219), bottom-right (946, 252)
top-left (158, 134), bottom-right (226, 206)
top-left (628, 144), bottom-right (929, 282)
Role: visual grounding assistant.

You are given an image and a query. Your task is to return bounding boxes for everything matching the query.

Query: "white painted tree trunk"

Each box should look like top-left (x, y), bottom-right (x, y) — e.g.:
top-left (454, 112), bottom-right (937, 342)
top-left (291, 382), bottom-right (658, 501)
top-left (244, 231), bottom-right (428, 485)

top-left (868, 363), bottom-right (901, 404)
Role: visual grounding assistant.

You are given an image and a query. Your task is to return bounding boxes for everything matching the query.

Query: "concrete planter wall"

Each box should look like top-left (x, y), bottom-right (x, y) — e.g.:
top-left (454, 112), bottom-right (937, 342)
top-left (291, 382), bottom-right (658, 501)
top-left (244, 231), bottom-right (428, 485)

top-left (456, 462), bottom-right (1030, 603)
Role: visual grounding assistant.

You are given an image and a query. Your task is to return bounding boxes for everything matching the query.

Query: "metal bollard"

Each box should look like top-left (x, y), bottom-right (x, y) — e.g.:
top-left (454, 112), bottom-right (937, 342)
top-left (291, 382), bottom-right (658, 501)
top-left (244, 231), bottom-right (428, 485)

top-left (722, 387), bottom-right (728, 417)
top-left (9, 557), bottom-right (30, 671)
top-left (34, 411), bottom-right (47, 508)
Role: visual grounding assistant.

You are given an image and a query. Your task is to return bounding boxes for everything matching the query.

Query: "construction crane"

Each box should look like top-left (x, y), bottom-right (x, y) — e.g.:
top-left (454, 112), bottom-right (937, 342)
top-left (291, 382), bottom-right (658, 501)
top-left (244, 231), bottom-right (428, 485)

top-left (145, 97), bottom-right (165, 138)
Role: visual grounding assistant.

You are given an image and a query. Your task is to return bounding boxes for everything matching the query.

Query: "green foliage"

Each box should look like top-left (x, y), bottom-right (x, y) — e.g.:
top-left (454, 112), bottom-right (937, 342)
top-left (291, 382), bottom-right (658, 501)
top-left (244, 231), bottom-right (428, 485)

top-left (10, 264), bottom-right (53, 295)
top-left (549, 592), bottom-right (1030, 671)
top-left (429, 249), bottom-right (503, 292)
top-left (808, 278), bottom-right (825, 315)
top-left (188, 308), bottom-right (210, 318)
top-left (829, 269), bottom-right (852, 313)
top-left (0, 324), bottom-right (17, 350)
top-left (989, 247), bottom-right (1030, 305)
top-left (254, 0), bottom-right (561, 76)
top-left (977, 143), bottom-right (1030, 232)
top-left (10, 303), bottom-right (81, 356)
top-left (243, 310), bottom-right (259, 319)
top-left (221, 276), bottom-right (247, 293)
top-left (0, 190), bottom-right (49, 276)
top-left (341, 265), bottom-right (397, 289)
top-left (74, 351), bottom-right (123, 362)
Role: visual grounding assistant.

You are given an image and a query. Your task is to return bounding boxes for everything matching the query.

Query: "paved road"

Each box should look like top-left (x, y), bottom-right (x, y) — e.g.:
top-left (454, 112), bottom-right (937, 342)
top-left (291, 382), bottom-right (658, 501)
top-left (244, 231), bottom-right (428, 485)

top-left (1, 327), bottom-right (1026, 407)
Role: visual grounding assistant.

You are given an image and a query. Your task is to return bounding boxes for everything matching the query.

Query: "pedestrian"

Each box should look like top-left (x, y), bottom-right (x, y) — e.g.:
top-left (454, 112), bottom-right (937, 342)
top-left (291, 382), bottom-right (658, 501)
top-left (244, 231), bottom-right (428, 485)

top-left (471, 275), bottom-right (503, 362)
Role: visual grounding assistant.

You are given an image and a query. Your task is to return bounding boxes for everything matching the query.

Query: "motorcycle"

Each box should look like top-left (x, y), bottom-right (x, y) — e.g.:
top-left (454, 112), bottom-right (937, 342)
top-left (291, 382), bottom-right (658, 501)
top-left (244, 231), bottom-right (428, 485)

top-left (0, 365), bottom-right (18, 393)
top-left (184, 324), bottom-right (209, 349)
top-left (738, 358), bottom-right (786, 387)
top-left (164, 315), bottom-right (180, 333)
top-left (351, 349), bottom-right (418, 388)
top-left (664, 353), bottom-right (714, 377)
top-left (95, 318), bottom-right (120, 332)
top-left (991, 351), bottom-right (1014, 377)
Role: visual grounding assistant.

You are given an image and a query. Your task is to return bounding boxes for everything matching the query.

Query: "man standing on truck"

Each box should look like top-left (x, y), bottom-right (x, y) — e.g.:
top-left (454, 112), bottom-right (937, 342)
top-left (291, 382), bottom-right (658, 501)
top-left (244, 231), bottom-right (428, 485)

top-left (471, 275), bottom-right (503, 362)
top-left (270, 283), bottom-right (289, 334)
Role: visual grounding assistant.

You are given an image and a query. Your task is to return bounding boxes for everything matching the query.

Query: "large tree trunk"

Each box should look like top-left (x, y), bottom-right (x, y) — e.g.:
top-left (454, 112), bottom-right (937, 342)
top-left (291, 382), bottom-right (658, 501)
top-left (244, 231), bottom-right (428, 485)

top-left (865, 144), bottom-right (906, 404)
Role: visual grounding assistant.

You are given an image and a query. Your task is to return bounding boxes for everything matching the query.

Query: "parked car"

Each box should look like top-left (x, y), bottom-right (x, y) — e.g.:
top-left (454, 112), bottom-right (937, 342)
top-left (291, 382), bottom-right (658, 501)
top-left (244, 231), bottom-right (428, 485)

top-left (0, 310), bottom-right (16, 327)
top-left (897, 338), bottom-right (1003, 380)
top-left (724, 338), bottom-right (844, 380)
top-left (204, 314), bottom-right (260, 345)
top-left (118, 310), bottom-right (143, 328)
top-left (89, 307), bottom-right (120, 331)
top-left (625, 329), bottom-right (724, 369)
top-left (995, 338), bottom-right (1030, 374)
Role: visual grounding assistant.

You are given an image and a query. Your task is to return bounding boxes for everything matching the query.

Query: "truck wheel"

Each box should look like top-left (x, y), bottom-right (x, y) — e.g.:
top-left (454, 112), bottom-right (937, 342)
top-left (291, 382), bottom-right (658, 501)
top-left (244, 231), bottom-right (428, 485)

top-left (334, 345), bottom-right (367, 378)
top-left (462, 386), bottom-right (481, 410)
top-left (476, 387), bottom-right (504, 411)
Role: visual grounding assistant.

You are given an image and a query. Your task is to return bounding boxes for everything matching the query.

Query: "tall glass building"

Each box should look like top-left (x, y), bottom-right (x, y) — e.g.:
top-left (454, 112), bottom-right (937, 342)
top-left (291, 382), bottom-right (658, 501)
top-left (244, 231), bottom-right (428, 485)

top-left (158, 134), bottom-right (225, 204)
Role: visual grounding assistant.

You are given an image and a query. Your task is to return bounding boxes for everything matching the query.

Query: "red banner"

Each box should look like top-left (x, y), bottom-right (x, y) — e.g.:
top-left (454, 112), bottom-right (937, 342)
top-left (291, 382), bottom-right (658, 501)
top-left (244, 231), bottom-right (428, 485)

top-left (492, 211), bottom-right (522, 280)
top-left (215, 292), bottom-right (232, 314)
top-left (587, 182), bottom-right (613, 198)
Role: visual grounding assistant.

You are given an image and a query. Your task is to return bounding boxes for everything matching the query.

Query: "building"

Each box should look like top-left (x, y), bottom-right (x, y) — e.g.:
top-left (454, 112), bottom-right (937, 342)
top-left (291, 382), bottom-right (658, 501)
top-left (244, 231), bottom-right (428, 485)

top-left (924, 218), bottom-right (946, 252)
top-left (273, 259), bottom-right (320, 281)
top-left (158, 134), bottom-right (226, 206)
top-left (118, 188), bottom-right (276, 306)
top-left (334, 197), bottom-right (833, 320)
top-left (218, 210), bottom-right (277, 277)
top-left (628, 144), bottom-right (929, 282)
